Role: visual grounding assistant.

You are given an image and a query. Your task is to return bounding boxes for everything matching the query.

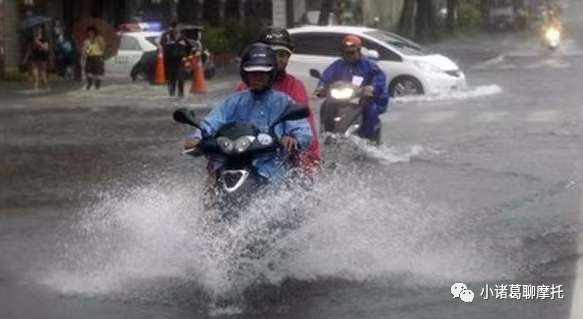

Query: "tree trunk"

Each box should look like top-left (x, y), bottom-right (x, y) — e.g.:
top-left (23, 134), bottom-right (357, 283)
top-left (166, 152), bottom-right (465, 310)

top-left (415, 0), bottom-right (436, 41)
top-left (318, 0), bottom-right (336, 25)
top-left (398, 0), bottom-right (416, 37)
top-left (446, 0), bottom-right (457, 32)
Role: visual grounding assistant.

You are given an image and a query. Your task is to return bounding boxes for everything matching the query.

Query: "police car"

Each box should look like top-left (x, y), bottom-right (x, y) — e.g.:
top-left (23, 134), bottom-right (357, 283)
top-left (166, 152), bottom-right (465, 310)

top-left (105, 23), bottom-right (215, 83)
top-left (104, 22), bottom-right (162, 82)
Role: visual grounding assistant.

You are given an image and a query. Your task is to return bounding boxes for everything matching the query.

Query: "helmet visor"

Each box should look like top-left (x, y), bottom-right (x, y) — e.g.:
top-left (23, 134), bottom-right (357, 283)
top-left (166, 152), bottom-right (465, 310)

top-left (243, 65), bottom-right (274, 72)
top-left (270, 45), bottom-right (293, 55)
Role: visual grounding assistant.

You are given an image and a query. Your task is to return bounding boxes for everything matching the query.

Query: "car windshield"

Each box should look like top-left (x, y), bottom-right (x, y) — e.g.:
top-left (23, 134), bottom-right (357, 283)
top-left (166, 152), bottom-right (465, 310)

top-left (364, 30), bottom-right (428, 56)
top-left (146, 36), bottom-right (159, 47)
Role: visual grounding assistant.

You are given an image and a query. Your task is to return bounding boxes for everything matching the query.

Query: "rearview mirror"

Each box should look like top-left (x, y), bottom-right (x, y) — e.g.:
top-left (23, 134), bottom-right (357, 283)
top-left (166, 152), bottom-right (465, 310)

top-left (270, 103), bottom-right (310, 131)
top-left (363, 48), bottom-right (380, 60)
top-left (309, 68), bottom-right (323, 80)
top-left (172, 107), bottom-right (203, 131)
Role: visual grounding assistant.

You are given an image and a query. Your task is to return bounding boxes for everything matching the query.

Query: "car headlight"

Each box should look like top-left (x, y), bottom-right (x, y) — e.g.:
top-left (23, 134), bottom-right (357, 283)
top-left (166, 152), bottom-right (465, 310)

top-left (217, 137), bottom-right (234, 154)
top-left (412, 60), bottom-right (443, 73)
top-left (234, 135), bottom-right (255, 153)
top-left (330, 87), bottom-right (355, 100)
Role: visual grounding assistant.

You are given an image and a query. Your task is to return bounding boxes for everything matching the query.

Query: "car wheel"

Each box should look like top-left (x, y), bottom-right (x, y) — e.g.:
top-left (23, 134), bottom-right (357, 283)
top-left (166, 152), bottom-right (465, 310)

top-left (389, 76), bottom-right (424, 97)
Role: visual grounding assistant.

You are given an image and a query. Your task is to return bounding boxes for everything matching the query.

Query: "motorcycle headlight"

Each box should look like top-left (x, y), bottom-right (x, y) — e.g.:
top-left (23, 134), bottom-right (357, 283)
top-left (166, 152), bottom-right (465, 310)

top-left (216, 137), bottom-right (234, 154)
top-left (545, 28), bottom-right (560, 41)
top-left (257, 133), bottom-right (274, 146)
top-left (330, 87), bottom-right (355, 100)
top-left (234, 135), bottom-right (255, 153)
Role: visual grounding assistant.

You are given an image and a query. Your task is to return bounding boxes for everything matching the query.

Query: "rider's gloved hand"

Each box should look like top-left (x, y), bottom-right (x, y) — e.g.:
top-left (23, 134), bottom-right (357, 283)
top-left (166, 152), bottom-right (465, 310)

top-left (280, 135), bottom-right (299, 152)
top-left (184, 138), bottom-right (201, 150)
top-left (362, 85), bottom-right (375, 97)
top-left (313, 87), bottom-right (326, 98)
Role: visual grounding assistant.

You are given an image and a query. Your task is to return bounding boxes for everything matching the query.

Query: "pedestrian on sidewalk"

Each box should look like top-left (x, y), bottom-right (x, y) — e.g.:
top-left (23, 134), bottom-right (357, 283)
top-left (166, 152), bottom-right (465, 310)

top-left (22, 26), bottom-right (50, 91)
top-left (81, 26), bottom-right (105, 90)
top-left (53, 20), bottom-right (76, 81)
top-left (159, 21), bottom-right (191, 98)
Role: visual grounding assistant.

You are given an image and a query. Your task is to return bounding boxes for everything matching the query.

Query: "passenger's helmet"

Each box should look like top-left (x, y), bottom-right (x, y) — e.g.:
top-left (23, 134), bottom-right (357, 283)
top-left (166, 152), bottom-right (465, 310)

top-left (239, 42), bottom-right (278, 89)
top-left (258, 27), bottom-right (294, 54)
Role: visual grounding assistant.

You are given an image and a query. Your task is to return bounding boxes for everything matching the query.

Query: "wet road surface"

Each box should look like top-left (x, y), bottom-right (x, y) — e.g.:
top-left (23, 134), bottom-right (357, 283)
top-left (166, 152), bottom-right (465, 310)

top-left (1, 6), bottom-right (583, 319)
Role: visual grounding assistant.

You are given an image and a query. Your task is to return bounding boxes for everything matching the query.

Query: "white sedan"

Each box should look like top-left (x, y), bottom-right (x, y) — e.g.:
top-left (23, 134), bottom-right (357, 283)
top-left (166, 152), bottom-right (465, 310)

top-left (104, 31), bottom-right (161, 81)
top-left (287, 25), bottom-right (467, 97)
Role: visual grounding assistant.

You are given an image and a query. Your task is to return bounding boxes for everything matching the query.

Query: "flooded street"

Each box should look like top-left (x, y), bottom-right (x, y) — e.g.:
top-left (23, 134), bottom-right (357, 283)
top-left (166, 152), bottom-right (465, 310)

top-left (1, 4), bottom-right (583, 318)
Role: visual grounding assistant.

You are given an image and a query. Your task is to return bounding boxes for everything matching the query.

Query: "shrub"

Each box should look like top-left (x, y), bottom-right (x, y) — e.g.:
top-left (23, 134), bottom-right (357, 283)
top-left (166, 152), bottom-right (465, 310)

top-left (457, 1), bottom-right (482, 31)
top-left (203, 18), bottom-right (268, 55)
top-left (203, 26), bottom-right (231, 53)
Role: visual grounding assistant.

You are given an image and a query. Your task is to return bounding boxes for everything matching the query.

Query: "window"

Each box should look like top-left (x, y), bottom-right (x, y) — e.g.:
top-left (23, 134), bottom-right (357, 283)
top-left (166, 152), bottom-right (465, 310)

top-left (291, 32), bottom-right (344, 56)
top-left (145, 36), bottom-right (159, 48)
top-left (119, 35), bottom-right (141, 51)
top-left (364, 30), bottom-right (427, 57)
top-left (361, 38), bottom-right (402, 62)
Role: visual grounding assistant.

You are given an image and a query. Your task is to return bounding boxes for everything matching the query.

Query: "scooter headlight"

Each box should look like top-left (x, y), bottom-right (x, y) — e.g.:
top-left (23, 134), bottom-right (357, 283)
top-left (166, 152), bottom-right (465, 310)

top-left (216, 136), bottom-right (255, 154)
top-left (257, 133), bottom-right (274, 146)
top-left (234, 135), bottom-right (255, 153)
top-left (216, 137), bottom-right (234, 154)
top-left (330, 87), bottom-right (355, 100)
top-left (545, 28), bottom-right (561, 42)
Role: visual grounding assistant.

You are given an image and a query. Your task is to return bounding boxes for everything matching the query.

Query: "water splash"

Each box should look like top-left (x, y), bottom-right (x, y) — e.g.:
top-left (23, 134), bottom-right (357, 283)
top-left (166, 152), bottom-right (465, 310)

top-left (275, 168), bottom-right (522, 288)
top-left (392, 85), bottom-right (502, 105)
top-left (39, 144), bottom-right (522, 308)
top-left (322, 133), bottom-right (444, 165)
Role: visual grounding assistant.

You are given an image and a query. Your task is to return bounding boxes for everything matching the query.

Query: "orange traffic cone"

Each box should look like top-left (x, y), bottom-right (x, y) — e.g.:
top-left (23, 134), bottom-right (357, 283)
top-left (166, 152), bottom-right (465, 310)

top-left (190, 53), bottom-right (207, 94)
top-left (155, 46), bottom-right (166, 85)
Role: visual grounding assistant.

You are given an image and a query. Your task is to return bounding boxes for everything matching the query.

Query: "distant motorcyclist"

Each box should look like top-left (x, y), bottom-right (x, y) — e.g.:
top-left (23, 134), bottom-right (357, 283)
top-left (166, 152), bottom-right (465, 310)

top-left (542, 9), bottom-right (563, 32)
top-left (183, 43), bottom-right (313, 183)
top-left (540, 9), bottom-right (563, 47)
top-left (312, 34), bottom-right (389, 143)
top-left (235, 26), bottom-right (321, 173)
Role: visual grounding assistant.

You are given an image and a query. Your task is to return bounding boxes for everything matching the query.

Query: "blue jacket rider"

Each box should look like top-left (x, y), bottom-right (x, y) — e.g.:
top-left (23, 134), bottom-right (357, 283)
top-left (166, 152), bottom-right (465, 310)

top-left (313, 34), bottom-right (389, 141)
top-left (184, 43), bottom-right (313, 180)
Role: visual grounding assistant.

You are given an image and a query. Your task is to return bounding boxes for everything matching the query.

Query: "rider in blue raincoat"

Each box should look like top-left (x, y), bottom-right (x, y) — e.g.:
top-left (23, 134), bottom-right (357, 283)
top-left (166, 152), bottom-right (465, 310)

top-left (184, 43), bottom-right (313, 181)
top-left (313, 34), bottom-right (389, 142)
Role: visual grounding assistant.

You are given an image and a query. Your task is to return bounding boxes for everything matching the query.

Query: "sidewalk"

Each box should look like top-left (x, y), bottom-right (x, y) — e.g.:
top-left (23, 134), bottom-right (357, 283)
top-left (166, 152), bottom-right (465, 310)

top-left (0, 65), bottom-right (240, 108)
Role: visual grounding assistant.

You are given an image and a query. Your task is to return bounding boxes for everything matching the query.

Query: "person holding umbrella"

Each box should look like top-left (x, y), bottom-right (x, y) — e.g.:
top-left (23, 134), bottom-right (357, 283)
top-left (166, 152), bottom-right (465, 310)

top-left (81, 26), bottom-right (105, 90)
top-left (21, 26), bottom-right (50, 91)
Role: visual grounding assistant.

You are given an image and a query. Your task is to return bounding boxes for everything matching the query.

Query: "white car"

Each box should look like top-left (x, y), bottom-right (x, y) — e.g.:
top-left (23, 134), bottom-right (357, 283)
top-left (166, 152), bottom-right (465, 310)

top-left (104, 31), bottom-right (161, 80)
top-left (287, 25), bottom-right (467, 97)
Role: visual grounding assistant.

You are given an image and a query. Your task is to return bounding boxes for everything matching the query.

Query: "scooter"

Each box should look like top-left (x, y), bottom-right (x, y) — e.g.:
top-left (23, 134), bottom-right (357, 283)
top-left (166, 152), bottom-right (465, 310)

top-left (542, 25), bottom-right (562, 52)
top-left (309, 68), bottom-right (382, 145)
top-left (172, 103), bottom-right (310, 220)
